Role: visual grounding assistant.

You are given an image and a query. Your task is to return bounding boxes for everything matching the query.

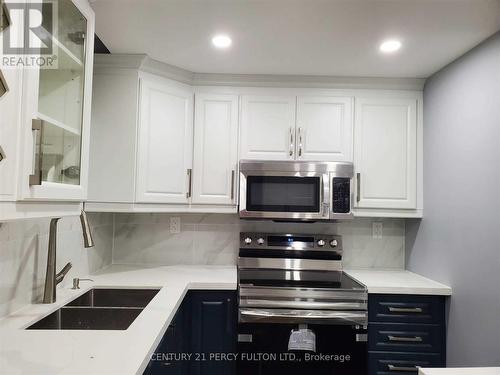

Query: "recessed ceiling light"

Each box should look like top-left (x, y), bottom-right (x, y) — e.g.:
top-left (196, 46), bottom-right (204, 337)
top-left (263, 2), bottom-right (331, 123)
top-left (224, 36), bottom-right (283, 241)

top-left (379, 39), bottom-right (402, 53)
top-left (212, 34), bottom-right (232, 49)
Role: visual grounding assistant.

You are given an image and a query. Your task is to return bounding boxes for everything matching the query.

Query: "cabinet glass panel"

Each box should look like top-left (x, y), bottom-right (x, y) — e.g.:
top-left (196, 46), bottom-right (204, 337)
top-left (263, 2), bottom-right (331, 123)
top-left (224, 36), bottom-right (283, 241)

top-left (38, 0), bottom-right (86, 185)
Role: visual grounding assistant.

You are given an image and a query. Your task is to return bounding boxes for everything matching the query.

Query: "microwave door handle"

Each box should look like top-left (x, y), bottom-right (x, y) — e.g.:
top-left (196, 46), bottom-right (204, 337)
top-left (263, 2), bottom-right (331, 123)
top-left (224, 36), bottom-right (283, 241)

top-left (320, 173), bottom-right (329, 219)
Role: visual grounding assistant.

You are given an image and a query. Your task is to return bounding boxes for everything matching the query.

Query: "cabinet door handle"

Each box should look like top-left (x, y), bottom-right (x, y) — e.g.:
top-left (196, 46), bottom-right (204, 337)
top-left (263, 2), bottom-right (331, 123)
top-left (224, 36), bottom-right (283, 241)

top-left (29, 119), bottom-right (43, 186)
top-left (186, 168), bottom-right (192, 198)
top-left (387, 364), bottom-right (418, 372)
top-left (289, 127), bottom-right (294, 157)
top-left (356, 173), bottom-right (360, 202)
top-left (388, 335), bottom-right (423, 342)
top-left (230, 170), bottom-right (235, 201)
top-left (298, 127), bottom-right (303, 157)
top-left (388, 306), bottom-right (423, 313)
top-left (0, 145), bottom-right (6, 162)
top-left (226, 298), bottom-right (233, 334)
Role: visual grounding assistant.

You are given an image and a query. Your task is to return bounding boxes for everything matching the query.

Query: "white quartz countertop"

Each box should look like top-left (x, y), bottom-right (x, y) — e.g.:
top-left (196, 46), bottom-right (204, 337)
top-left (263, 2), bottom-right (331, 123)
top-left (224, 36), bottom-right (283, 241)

top-left (0, 265), bottom-right (237, 375)
top-left (419, 368), bottom-right (500, 375)
top-left (0, 265), bottom-right (452, 375)
top-left (344, 269), bottom-right (452, 295)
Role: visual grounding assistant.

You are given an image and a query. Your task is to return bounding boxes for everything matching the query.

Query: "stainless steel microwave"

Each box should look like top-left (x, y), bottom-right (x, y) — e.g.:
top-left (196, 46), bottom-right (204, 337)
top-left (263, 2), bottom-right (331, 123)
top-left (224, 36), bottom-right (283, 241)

top-left (239, 160), bottom-right (354, 221)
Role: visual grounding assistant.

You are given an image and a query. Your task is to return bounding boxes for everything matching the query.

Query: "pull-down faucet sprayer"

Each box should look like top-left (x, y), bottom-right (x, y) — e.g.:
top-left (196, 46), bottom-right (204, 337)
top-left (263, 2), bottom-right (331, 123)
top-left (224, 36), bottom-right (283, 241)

top-left (42, 210), bottom-right (95, 303)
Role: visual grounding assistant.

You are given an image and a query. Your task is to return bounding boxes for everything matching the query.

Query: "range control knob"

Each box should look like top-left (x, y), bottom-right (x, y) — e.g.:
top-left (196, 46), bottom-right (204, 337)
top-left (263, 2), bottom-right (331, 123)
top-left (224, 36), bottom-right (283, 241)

top-left (244, 237), bottom-right (252, 245)
top-left (257, 238), bottom-right (265, 245)
top-left (330, 239), bottom-right (338, 248)
top-left (317, 239), bottom-right (326, 247)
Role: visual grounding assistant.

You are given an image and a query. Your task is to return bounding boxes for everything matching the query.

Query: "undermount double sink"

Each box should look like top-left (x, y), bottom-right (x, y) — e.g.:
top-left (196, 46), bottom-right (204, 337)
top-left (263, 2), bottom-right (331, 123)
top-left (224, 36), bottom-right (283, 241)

top-left (27, 288), bottom-right (160, 331)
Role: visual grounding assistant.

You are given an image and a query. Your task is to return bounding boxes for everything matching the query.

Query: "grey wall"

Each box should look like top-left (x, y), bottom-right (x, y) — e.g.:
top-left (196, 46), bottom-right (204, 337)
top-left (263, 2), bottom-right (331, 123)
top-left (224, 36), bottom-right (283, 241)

top-left (406, 32), bottom-right (500, 366)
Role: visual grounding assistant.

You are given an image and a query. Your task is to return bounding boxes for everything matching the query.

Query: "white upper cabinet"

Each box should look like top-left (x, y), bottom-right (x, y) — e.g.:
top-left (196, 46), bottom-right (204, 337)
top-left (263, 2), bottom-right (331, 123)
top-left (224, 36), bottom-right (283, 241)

top-left (354, 97), bottom-right (418, 210)
top-left (192, 93), bottom-right (239, 205)
top-left (87, 54), bottom-right (422, 217)
top-left (20, 0), bottom-right (95, 201)
top-left (296, 96), bottom-right (353, 161)
top-left (239, 95), bottom-right (296, 160)
top-left (240, 94), bottom-right (353, 161)
top-left (135, 74), bottom-right (194, 204)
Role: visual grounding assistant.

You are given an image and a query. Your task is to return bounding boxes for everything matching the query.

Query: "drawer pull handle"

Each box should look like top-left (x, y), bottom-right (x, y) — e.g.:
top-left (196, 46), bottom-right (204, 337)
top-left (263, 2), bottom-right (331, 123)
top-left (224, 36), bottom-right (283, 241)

top-left (388, 364), bottom-right (418, 372)
top-left (388, 306), bottom-right (423, 313)
top-left (388, 335), bottom-right (423, 342)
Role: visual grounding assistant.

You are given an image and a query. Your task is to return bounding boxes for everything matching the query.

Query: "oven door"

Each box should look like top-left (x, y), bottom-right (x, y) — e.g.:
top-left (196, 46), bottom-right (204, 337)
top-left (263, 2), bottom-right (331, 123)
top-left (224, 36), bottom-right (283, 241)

top-left (239, 171), bottom-right (329, 220)
top-left (237, 321), bottom-right (367, 375)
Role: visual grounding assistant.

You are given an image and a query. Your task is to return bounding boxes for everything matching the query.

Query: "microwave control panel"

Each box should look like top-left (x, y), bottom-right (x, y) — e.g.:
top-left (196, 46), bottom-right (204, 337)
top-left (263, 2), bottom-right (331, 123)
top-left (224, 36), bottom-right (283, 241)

top-left (332, 178), bottom-right (351, 214)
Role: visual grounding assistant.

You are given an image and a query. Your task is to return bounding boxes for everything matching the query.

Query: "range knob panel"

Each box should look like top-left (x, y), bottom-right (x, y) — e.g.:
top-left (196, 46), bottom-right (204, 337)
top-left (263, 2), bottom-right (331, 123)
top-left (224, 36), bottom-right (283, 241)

top-left (317, 239), bottom-right (326, 247)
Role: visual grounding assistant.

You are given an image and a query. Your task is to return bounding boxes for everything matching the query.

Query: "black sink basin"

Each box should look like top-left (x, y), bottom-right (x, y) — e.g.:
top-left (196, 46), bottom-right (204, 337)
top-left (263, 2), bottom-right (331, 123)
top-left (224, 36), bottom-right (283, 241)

top-left (26, 288), bottom-right (161, 330)
top-left (27, 307), bottom-right (143, 330)
top-left (66, 288), bottom-right (160, 308)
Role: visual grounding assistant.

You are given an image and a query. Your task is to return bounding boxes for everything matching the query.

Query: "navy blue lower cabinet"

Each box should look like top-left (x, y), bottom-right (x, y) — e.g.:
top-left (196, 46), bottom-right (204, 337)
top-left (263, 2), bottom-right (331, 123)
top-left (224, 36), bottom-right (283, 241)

top-left (368, 352), bottom-right (442, 374)
top-left (368, 323), bottom-right (444, 353)
top-left (369, 294), bottom-right (444, 324)
top-left (368, 294), bottom-right (446, 375)
top-left (145, 296), bottom-right (190, 375)
top-left (189, 291), bottom-right (237, 375)
top-left (144, 290), bottom-right (236, 375)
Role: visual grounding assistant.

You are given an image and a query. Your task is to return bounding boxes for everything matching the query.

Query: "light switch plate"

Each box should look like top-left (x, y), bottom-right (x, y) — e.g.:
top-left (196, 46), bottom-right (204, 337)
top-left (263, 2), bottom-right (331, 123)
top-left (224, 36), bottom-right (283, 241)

top-left (170, 217), bottom-right (181, 234)
top-left (372, 222), bottom-right (383, 239)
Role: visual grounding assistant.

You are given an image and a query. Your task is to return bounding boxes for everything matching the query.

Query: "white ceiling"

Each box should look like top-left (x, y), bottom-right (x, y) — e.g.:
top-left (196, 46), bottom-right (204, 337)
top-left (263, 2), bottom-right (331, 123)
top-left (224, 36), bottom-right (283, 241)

top-left (91, 0), bottom-right (500, 78)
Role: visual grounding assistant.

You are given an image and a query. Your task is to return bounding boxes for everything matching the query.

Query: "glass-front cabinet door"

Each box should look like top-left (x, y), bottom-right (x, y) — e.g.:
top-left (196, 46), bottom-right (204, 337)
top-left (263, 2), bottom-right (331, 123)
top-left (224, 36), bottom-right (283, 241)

top-left (20, 0), bottom-right (95, 200)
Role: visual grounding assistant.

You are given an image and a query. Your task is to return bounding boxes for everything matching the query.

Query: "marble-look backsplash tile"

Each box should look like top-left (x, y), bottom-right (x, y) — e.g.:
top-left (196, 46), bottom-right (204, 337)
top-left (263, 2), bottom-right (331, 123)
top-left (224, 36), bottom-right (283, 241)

top-left (0, 213), bottom-right (113, 319)
top-left (113, 214), bottom-right (405, 269)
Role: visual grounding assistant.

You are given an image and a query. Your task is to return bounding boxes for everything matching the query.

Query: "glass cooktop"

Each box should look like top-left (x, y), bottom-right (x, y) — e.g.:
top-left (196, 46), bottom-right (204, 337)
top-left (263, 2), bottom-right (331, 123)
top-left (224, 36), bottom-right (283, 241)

top-left (238, 270), bottom-right (365, 290)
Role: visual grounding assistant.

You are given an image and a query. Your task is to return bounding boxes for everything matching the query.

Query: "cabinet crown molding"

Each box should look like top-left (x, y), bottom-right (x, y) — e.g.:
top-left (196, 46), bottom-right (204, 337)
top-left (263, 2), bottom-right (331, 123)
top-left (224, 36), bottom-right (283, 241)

top-left (94, 54), bottom-right (425, 91)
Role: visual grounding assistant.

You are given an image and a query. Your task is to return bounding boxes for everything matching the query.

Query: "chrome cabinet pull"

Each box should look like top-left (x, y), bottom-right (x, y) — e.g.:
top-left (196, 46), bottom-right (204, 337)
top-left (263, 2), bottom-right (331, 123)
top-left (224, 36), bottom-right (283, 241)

top-left (230, 170), bottom-right (235, 201)
top-left (388, 335), bottom-right (423, 342)
top-left (289, 127), bottom-right (294, 157)
top-left (356, 172), bottom-right (360, 202)
top-left (388, 306), bottom-right (423, 313)
top-left (186, 168), bottom-right (192, 198)
top-left (298, 127), bottom-right (303, 157)
top-left (387, 364), bottom-right (418, 372)
top-left (29, 119), bottom-right (43, 186)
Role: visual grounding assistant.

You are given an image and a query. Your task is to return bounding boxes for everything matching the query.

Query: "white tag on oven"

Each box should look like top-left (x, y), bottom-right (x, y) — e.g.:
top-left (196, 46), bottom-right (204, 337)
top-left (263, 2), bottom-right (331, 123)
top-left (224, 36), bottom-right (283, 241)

top-left (288, 328), bottom-right (316, 352)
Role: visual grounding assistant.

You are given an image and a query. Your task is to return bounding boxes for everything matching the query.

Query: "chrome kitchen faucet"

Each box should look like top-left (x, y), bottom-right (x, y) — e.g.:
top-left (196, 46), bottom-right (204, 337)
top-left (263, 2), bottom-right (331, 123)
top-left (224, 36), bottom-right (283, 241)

top-left (42, 211), bottom-right (95, 303)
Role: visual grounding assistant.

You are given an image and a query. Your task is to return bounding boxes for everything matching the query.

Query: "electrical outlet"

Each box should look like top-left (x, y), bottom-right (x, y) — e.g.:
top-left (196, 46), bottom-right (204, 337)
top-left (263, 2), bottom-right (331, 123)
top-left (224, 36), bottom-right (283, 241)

top-left (372, 222), bottom-right (383, 239)
top-left (170, 217), bottom-right (181, 234)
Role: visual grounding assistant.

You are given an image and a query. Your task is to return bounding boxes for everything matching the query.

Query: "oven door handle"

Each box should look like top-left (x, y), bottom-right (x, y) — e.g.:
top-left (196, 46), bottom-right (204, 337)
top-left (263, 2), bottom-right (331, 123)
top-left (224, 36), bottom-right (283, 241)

top-left (239, 308), bottom-right (367, 326)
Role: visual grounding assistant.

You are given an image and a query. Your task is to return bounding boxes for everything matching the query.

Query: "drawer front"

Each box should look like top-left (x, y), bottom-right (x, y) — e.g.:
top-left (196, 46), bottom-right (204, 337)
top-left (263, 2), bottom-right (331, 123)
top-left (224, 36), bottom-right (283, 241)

top-left (369, 294), bottom-right (444, 324)
top-left (368, 352), bottom-right (443, 375)
top-left (369, 323), bottom-right (443, 353)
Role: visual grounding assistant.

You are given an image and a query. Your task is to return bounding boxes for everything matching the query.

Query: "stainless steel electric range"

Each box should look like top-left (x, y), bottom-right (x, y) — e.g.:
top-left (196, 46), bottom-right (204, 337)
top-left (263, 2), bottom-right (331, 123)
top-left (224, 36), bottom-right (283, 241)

top-left (237, 232), bottom-right (368, 375)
